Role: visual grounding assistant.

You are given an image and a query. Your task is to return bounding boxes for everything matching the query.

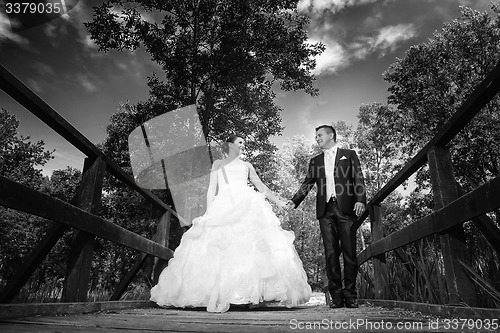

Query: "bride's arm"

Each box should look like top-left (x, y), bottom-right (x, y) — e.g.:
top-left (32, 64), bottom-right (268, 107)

top-left (206, 160), bottom-right (221, 210)
top-left (246, 162), bottom-right (284, 206)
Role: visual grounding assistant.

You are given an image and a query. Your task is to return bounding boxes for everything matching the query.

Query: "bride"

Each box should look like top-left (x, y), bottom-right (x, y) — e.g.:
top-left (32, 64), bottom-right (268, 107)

top-left (150, 134), bottom-right (311, 312)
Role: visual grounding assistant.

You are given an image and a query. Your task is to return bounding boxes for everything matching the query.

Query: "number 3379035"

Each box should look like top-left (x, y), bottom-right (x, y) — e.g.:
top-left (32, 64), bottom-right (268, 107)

top-left (5, 2), bottom-right (64, 14)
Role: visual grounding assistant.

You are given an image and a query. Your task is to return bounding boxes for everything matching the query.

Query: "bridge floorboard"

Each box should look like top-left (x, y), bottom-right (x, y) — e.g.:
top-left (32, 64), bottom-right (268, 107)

top-left (0, 303), bottom-right (482, 333)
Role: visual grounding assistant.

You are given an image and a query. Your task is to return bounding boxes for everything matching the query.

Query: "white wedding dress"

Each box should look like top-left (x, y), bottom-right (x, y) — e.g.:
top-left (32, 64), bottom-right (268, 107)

top-left (150, 159), bottom-right (311, 312)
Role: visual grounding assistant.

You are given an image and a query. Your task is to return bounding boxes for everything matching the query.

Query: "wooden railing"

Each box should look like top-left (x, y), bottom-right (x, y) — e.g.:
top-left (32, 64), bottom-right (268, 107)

top-left (355, 60), bottom-right (500, 306)
top-left (0, 64), bottom-right (178, 304)
top-left (2, 57), bottom-right (500, 311)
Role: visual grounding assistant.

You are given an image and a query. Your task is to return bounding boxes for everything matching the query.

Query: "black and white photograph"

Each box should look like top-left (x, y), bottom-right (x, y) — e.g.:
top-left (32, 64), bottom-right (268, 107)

top-left (0, 0), bottom-right (499, 331)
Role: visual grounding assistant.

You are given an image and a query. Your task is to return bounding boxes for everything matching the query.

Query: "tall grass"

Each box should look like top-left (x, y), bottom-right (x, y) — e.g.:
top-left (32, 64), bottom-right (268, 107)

top-left (359, 233), bottom-right (500, 308)
top-left (11, 274), bottom-right (151, 303)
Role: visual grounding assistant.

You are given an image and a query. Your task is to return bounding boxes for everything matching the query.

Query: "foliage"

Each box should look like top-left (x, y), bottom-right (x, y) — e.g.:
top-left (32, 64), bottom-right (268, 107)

top-left (82, 3), bottom-right (326, 290)
top-left (361, 4), bottom-right (500, 306)
top-left (0, 109), bottom-right (55, 286)
top-left (0, 108), bottom-right (53, 188)
top-left (41, 167), bottom-right (82, 202)
top-left (355, 103), bottom-right (403, 197)
top-left (79, 0), bottom-right (326, 296)
top-left (383, 4), bottom-right (500, 192)
top-left (4, 3), bottom-right (500, 307)
top-left (1, 167), bottom-right (83, 301)
top-left (275, 135), bottom-right (323, 289)
top-left (85, 0), bottom-right (324, 179)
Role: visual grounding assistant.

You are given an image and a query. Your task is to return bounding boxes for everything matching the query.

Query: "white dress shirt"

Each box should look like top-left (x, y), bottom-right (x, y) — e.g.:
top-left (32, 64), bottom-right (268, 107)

top-left (324, 146), bottom-right (338, 202)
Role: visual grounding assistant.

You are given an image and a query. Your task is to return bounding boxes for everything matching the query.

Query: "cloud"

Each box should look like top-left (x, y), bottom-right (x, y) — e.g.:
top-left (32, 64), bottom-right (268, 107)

top-left (309, 21), bottom-right (417, 76)
top-left (300, 1), bottom-right (423, 76)
top-left (26, 78), bottom-right (43, 93)
top-left (350, 24), bottom-right (417, 59)
top-left (310, 38), bottom-right (348, 75)
top-left (44, 22), bottom-right (58, 38)
top-left (38, 149), bottom-right (85, 177)
top-left (298, 0), bottom-right (379, 15)
top-left (309, 24), bottom-right (417, 75)
top-left (82, 34), bottom-right (98, 50)
top-left (74, 72), bottom-right (98, 92)
top-left (32, 62), bottom-right (55, 76)
top-left (296, 99), bottom-right (330, 135)
top-left (0, 12), bottom-right (30, 46)
top-left (297, 104), bottom-right (315, 135)
top-left (51, 2), bottom-right (102, 55)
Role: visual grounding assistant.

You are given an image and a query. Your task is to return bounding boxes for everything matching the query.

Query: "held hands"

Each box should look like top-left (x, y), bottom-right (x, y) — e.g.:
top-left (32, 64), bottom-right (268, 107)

top-left (276, 199), bottom-right (288, 209)
top-left (354, 202), bottom-right (365, 216)
top-left (276, 199), bottom-right (294, 210)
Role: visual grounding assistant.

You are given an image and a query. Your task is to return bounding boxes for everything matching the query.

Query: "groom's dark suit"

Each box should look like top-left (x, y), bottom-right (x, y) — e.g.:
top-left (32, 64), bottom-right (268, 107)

top-left (291, 147), bottom-right (366, 304)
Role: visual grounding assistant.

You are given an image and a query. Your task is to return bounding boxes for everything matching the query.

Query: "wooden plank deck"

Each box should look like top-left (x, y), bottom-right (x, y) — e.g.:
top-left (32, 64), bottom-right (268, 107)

top-left (0, 301), bottom-right (492, 333)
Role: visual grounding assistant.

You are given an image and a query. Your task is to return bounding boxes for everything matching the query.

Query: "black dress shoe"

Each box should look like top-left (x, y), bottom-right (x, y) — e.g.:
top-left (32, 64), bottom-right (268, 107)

top-left (329, 300), bottom-right (344, 308)
top-left (345, 298), bottom-right (358, 308)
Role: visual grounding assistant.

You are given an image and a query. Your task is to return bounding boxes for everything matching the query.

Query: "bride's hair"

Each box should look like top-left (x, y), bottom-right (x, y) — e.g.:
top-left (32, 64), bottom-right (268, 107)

top-left (223, 134), bottom-right (244, 154)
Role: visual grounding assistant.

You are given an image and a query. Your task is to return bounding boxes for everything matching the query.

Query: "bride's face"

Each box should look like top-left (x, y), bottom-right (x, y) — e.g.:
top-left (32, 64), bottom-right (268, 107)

top-left (230, 137), bottom-right (245, 154)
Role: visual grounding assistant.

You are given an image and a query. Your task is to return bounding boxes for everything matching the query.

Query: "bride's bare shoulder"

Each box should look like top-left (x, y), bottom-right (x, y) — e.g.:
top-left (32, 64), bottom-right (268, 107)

top-left (243, 161), bottom-right (255, 170)
top-left (211, 159), bottom-right (223, 169)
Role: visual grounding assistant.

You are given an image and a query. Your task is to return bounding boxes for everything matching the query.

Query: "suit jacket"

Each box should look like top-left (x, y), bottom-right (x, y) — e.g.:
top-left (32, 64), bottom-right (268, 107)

top-left (291, 148), bottom-right (366, 218)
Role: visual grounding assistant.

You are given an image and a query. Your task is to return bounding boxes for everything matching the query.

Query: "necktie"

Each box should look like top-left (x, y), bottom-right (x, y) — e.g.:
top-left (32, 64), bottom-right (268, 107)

top-left (326, 149), bottom-right (335, 201)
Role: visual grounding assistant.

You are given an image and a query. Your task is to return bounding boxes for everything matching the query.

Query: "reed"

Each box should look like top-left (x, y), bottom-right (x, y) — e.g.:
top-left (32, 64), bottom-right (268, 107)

top-left (11, 277), bottom-right (151, 303)
top-left (359, 233), bottom-right (500, 308)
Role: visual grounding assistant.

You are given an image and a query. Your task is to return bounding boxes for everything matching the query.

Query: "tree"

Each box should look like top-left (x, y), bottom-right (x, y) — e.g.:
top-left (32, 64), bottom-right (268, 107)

top-left (383, 5), bottom-right (500, 193)
top-left (355, 103), bottom-right (403, 198)
top-left (41, 167), bottom-right (82, 202)
top-left (380, 4), bottom-right (500, 304)
top-left (85, 0), bottom-right (324, 174)
top-left (85, 0), bottom-right (325, 294)
top-left (275, 135), bottom-right (323, 289)
top-left (332, 120), bottom-right (354, 150)
top-left (0, 108), bottom-right (54, 285)
top-left (0, 108), bottom-right (53, 188)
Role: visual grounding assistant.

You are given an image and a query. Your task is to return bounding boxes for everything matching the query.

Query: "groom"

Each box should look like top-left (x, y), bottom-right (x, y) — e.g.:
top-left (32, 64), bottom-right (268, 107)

top-left (287, 125), bottom-right (366, 308)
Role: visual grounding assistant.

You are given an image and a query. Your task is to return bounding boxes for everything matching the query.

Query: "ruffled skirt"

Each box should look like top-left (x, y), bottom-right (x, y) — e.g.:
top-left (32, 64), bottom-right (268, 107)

top-left (150, 185), bottom-right (311, 312)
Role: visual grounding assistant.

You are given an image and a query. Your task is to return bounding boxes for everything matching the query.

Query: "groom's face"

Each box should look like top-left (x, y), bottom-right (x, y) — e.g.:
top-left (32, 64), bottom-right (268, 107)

top-left (315, 128), bottom-right (334, 149)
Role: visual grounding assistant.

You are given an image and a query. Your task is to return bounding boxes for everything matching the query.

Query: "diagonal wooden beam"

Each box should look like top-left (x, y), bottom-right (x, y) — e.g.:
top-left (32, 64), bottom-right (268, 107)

top-left (0, 63), bottom-right (187, 226)
top-left (457, 183), bottom-right (500, 254)
top-left (354, 60), bottom-right (500, 230)
top-left (0, 175), bottom-right (173, 261)
top-left (358, 175), bottom-right (500, 265)
top-left (109, 253), bottom-right (149, 301)
top-left (110, 211), bottom-right (172, 301)
top-left (471, 214), bottom-right (500, 254)
top-left (0, 223), bottom-right (67, 303)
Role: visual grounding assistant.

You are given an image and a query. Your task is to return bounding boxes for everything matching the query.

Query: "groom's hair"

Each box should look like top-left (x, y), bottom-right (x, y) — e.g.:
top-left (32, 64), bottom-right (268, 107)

top-left (315, 125), bottom-right (336, 142)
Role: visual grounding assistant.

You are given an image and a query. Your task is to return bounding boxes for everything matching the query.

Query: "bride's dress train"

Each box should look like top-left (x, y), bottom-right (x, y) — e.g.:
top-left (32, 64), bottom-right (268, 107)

top-left (150, 159), bottom-right (311, 312)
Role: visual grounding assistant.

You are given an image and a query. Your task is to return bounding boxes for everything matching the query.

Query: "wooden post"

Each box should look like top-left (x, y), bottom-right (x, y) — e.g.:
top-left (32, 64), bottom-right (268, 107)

top-left (110, 210), bottom-right (172, 300)
top-left (62, 157), bottom-right (106, 302)
top-left (427, 146), bottom-right (477, 306)
top-left (110, 253), bottom-right (149, 301)
top-left (369, 204), bottom-right (389, 299)
top-left (457, 183), bottom-right (500, 254)
top-left (152, 211), bottom-right (172, 284)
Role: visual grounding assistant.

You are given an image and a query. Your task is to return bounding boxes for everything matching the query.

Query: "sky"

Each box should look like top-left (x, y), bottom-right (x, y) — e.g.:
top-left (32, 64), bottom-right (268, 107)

top-left (0, 0), bottom-right (494, 177)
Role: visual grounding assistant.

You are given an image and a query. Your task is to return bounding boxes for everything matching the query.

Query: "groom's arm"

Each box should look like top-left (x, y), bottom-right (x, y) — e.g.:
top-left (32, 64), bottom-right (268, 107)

top-left (351, 150), bottom-right (366, 205)
top-left (290, 159), bottom-right (316, 208)
top-left (350, 150), bottom-right (366, 216)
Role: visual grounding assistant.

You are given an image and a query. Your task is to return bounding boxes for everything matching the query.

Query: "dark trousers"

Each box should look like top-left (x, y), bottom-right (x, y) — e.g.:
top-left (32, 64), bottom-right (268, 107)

top-left (319, 197), bottom-right (358, 301)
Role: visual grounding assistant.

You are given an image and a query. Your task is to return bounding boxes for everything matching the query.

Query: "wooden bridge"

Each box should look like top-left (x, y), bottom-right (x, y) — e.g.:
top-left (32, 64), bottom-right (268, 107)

top-left (1, 59), bottom-right (500, 332)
